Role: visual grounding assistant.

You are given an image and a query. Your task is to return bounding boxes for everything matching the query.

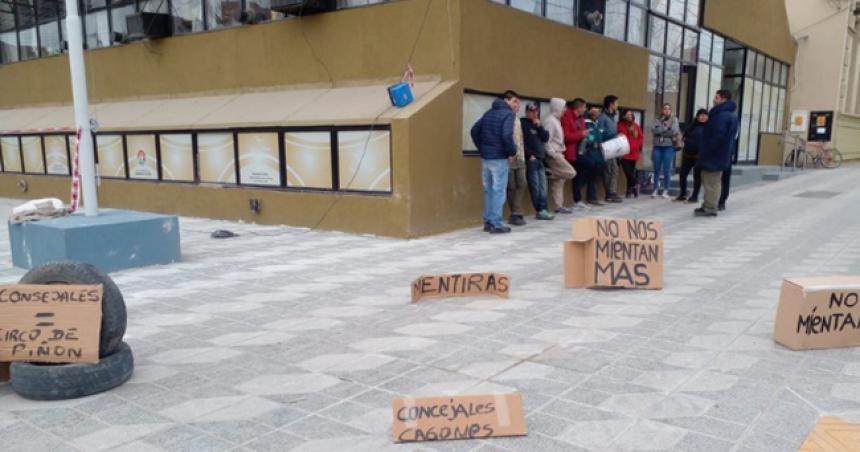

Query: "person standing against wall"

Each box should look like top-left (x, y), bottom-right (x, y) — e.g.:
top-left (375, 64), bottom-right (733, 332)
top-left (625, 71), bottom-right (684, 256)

top-left (471, 90), bottom-right (520, 233)
top-left (597, 95), bottom-right (623, 203)
top-left (543, 98), bottom-right (577, 214)
top-left (507, 100), bottom-right (528, 226)
top-left (676, 108), bottom-right (707, 202)
top-left (616, 109), bottom-right (643, 198)
top-left (521, 103), bottom-right (554, 220)
top-left (562, 98), bottom-right (591, 210)
top-left (696, 90), bottom-right (738, 217)
top-left (651, 103), bottom-right (681, 199)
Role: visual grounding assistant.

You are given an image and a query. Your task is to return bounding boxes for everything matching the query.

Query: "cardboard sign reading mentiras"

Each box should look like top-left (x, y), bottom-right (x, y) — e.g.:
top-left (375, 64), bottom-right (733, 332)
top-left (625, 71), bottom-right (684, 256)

top-left (411, 273), bottom-right (510, 303)
top-left (564, 217), bottom-right (663, 289)
top-left (0, 285), bottom-right (102, 364)
top-left (391, 393), bottom-right (527, 443)
top-left (774, 276), bottom-right (860, 350)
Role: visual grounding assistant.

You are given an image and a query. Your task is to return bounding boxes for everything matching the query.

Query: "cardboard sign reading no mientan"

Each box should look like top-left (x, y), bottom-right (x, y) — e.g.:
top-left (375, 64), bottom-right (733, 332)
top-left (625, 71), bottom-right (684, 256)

top-left (411, 273), bottom-right (510, 303)
top-left (391, 393), bottom-right (527, 443)
top-left (564, 217), bottom-right (663, 290)
top-left (0, 284), bottom-right (103, 364)
top-left (774, 276), bottom-right (860, 350)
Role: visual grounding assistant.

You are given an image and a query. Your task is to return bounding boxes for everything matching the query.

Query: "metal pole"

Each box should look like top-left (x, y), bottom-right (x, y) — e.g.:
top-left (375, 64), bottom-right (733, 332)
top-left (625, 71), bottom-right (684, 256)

top-left (64, 0), bottom-right (99, 216)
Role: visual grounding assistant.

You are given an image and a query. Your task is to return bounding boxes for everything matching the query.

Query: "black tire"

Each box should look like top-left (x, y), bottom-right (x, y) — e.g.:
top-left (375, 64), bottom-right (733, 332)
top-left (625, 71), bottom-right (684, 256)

top-left (19, 262), bottom-right (127, 358)
top-left (10, 342), bottom-right (134, 400)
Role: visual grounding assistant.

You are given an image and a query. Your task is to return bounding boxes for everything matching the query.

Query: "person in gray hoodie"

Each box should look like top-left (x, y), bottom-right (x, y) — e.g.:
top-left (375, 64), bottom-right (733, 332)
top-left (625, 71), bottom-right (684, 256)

top-left (596, 95), bottom-right (622, 203)
top-left (542, 97), bottom-right (576, 212)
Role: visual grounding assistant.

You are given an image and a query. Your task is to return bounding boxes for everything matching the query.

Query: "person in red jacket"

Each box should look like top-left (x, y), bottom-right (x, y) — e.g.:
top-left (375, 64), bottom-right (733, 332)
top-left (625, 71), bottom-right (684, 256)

top-left (561, 98), bottom-right (592, 210)
top-left (617, 109), bottom-right (644, 198)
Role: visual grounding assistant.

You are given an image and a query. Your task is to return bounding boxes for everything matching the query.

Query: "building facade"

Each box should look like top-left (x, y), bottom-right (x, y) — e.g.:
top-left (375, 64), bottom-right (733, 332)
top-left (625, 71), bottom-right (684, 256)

top-left (787, 0), bottom-right (860, 160)
top-left (0, 0), bottom-right (794, 237)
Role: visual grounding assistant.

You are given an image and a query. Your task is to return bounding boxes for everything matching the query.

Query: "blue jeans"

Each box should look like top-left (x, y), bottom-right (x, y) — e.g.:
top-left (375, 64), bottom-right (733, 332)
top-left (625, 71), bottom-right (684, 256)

top-left (526, 158), bottom-right (548, 212)
top-left (482, 158), bottom-right (509, 227)
top-left (651, 146), bottom-right (675, 192)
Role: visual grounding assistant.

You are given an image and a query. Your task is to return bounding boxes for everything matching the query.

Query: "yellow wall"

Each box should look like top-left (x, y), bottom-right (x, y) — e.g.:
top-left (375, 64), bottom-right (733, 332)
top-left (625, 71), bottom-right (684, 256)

top-left (461, 1), bottom-right (650, 110)
top-left (835, 112), bottom-right (860, 161)
top-left (0, 0), bottom-right (460, 108)
top-left (704, 0), bottom-right (795, 64)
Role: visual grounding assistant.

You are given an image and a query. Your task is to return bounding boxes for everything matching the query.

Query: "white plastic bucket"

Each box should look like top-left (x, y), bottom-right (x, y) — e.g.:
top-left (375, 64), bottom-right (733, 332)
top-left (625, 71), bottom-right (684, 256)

top-left (601, 135), bottom-right (631, 160)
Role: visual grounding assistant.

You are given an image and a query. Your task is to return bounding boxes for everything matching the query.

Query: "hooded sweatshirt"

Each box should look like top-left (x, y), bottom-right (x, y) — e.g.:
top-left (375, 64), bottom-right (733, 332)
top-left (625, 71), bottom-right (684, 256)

top-left (543, 98), bottom-right (567, 160)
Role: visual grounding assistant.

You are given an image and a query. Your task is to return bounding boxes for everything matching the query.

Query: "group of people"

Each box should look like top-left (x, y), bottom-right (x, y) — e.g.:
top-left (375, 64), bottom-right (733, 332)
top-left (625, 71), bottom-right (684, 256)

top-left (470, 89), bottom-right (738, 233)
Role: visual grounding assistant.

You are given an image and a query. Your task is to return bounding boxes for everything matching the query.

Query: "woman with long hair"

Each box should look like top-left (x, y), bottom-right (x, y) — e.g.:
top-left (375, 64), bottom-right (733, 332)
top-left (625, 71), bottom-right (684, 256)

top-left (676, 108), bottom-right (708, 202)
top-left (617, 109), bottom-right (643, 198)
top-left (651, 103), bottom-right (681, 199)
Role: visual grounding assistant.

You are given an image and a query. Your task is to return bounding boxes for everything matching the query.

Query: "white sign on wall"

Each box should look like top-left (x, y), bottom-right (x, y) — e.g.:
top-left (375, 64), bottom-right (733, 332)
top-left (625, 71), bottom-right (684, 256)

top-left (789, 110), bottom-right (809, 133)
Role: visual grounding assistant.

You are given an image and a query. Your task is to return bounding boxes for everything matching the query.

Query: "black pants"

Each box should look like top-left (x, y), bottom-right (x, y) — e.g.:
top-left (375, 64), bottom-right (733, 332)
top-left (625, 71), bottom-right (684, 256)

top-left (719, 165), bottom-right (732, 207)
top-left (619, 159), bottom-right (637, 195)
top-left (678, 156), bottom-right (701, 199)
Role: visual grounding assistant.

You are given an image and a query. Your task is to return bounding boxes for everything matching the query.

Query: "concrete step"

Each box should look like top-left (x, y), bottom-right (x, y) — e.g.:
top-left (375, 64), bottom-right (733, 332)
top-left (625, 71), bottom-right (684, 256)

top-left (659, 165), bottom-right (792, 196)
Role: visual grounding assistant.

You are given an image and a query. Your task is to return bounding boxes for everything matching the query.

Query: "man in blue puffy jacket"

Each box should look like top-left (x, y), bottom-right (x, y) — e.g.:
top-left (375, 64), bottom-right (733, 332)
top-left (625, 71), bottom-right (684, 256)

top-left (471, 90), bottom-right (520, 233)
top-left (695, 89), bottom-right (738, 217)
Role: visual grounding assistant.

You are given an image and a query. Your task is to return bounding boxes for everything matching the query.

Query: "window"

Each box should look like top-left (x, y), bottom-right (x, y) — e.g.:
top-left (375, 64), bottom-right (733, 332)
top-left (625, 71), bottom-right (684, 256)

top-left (682, 28), bottom-right (697, 62)
top-left (685, 0), bottom-right (699, 26)
top-left (206, 0), bottom-right (242, 30)
top-left (160, 134), bottom-right (194, 181)
top-left (651, 0), bottom-right (668, 15)
top-left (17, 0), bottom-right (38, 60)
top-left (627, 6), bottom-right (646, 46)
top-left (668, 0), bottom-right (684, 21)
top-left (698, 30), bottom-right (711, 62)
top-left (172, 0), bottom-right (205, 34)
top-left (198, 133), bottom-right (236, 184)
top-left (110, 0), bottom-right (136, 39)
top-left (1, 137), bottom-right (22, 172)
top-left (709, 66), bottom-right (722, 105)
top-left (649, 16), bottom-right (665, 53)
top-left (511, 0), bottom-right (543, 14)
top-left (764, 57), bottom-right (773, 84)
top-left (694, 62), bottom-right (710, 111)
top-left (96, 134), bottom-right (126, 178)
top-left (578, 0), bottom-right (604, 33)
top-left (739, 77), bottom-right (753, 160)
top-left (284, 132), bottom-right (332, 189)
top-left (755, 53), bottom-right (765, 79)
top-left (760, 83), bottom-right (772, 133)
top-left (21, 136), bottom-right (43, 173)
top-left (245, 0), bottom-right (273, 24)
top-left (748, 80), bottom-right (762, 160)
top-left (724, 49), bottom-right (744, 76)
top-left (711, 34), bottom-right (724, 65)
top-left (238, 132), bottom-right (280, 186)
top-left (126, 134), bottom-right (158, 180)
top-left (663, 60), bottom-right (681, 113)
top-left (44, 135), bottom-right (69, 175)
top-left (605, 0), bottom-right (626, 41)
top-left (666, 22), bottom-right (682, 59)
top-left (547, 0), bottom-right (575, 26)
top-left (37, 0), bottom-right (63, 57)
top-left (338, 131), bottom-right (391, 192)
top-left (84, 10), bottom-right (110, 49)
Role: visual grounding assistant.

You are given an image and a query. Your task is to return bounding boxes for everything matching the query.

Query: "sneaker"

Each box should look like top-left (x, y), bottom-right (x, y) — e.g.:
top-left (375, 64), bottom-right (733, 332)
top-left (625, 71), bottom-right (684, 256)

top-left (674, 196), bottom-right (687, 202)
top-left (718, 204), bottom-right (726, 211)
top-left (509, 215), bottom-right (527, 226)
top-left (694, 208), bottom-right (717, 217)
top-left (606, 197), bottom-right (623, 204)
top-left (661, 191), bottom-right (672, 199)
top-left (587, 200), bottom-right (604, 207)
top-left (687, 197), bottom-right (698, 204)
top-left (483, 222), bottom-right (492, 232)
top-left (651, 190), bottom-right (659, 199)
top-left (555, 207), bottom-right (573, 214)
top-left (536, 210), bottom-right (555, 220)
top-left (488, 225), bottom-right (512, 234)
top-left (573, 202), bottom-right (589, 210)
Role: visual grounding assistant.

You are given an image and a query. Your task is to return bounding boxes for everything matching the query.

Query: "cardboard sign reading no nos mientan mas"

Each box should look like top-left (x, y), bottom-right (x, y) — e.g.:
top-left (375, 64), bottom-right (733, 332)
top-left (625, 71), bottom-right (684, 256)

top-left (564, 217), bottom-right (663, 289)
top-left (774, 276), bottom-right (860, 350)
top-left (411, 273), bottom-right (510, 303)
top-left (391, 393), bottom-right (527, 443)
top-left (0, 284), bottom-right (103, 365)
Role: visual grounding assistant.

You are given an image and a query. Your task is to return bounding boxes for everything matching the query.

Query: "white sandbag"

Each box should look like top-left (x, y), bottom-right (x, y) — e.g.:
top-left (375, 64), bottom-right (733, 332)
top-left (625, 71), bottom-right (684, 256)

top-left (602, 135), bottom-right (631, 160)
top-left (10, 198), bottom-right (68, 224)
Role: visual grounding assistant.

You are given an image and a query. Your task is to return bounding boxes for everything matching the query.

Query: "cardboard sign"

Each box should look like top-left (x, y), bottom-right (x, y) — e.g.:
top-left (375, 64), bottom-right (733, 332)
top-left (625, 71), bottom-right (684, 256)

top-left (411, 273), bottom-right (510, 303)
top-left (564, 217), bottom-right (663, 289)
top-left (0, 285), bottom-right (103, 364)
top-left (799, 416), bottom-right (860, 451)
top-left (774, 276), bottom-right (860, 350)
top-left (391, 393), bottom-right (527, 443)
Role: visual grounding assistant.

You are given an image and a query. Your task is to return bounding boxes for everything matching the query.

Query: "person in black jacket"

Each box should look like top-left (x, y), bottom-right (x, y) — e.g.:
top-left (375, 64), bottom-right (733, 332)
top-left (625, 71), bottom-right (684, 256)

top-left (675, 108), bottom-right (707, 202)
top-left (521, 103), bottom-right (554, 220)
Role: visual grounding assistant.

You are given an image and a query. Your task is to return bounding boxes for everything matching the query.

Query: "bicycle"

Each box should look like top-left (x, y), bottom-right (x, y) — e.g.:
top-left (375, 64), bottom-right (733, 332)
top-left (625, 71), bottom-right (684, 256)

top-left (783, 139), bottom-right (843, 169)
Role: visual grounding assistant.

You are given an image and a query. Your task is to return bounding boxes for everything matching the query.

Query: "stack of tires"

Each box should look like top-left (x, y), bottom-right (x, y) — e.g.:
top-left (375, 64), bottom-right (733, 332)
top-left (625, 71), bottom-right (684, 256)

top-left (10, 262), bottom-right (134, 400)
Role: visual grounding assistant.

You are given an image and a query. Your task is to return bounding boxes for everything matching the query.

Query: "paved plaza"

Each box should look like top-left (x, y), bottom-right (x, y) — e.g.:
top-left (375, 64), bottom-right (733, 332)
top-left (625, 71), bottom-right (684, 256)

top-left (2, 167), bottom-right (860, 451)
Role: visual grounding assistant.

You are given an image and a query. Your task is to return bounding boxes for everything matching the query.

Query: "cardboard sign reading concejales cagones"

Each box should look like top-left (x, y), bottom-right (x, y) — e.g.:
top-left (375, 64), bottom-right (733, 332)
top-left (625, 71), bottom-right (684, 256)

top-left (564, 217), bottom-right (663, 289)
top-left (391, 393), bottom-right (527, 443)
top-left (0, 284), bottom-right (103, 364)
top-left (774, 276), bottom-right (860, 350)
top-left (411, 273), bottom-right (510, 303)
